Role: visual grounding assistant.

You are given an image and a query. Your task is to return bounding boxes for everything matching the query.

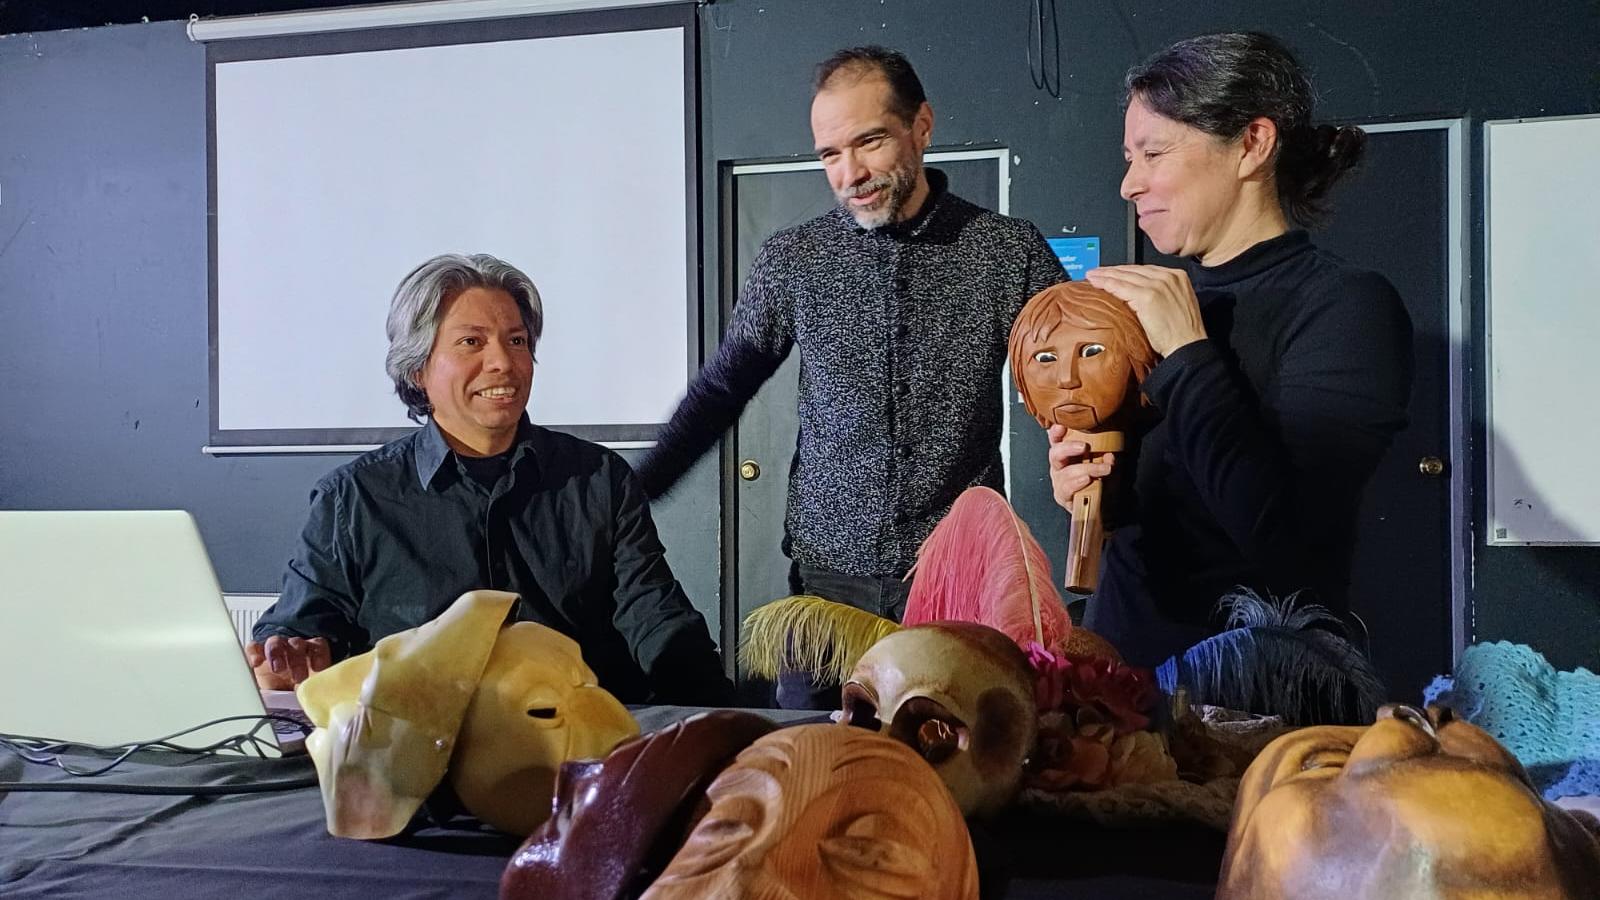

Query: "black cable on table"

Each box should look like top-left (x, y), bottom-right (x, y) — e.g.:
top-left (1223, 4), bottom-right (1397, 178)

top-left (0, 714), bottom-right (320, 795)
top-left (0, 775), bottom-right (319, 795)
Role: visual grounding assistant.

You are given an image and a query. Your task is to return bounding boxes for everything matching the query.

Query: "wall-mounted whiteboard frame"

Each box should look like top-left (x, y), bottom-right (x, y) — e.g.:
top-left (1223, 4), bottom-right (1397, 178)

top-left (1484, 112), bottom-right (1600, 545)
top-left (203, 4), bottom-right (698, 453)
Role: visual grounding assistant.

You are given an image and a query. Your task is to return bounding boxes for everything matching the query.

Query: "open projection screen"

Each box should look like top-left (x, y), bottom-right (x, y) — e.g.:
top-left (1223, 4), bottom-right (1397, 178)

top-left (206, 5), bottom-right (695, 448)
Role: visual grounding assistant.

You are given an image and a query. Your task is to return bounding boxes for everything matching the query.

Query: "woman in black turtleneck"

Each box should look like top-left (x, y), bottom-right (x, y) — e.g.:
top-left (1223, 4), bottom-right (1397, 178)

top-left (1048, 32), bottom-right (1414, 666)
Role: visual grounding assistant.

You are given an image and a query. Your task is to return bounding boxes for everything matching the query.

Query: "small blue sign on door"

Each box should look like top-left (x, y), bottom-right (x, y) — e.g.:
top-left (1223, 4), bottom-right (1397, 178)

top-left (1046, 236), bottom-right (1100, 279)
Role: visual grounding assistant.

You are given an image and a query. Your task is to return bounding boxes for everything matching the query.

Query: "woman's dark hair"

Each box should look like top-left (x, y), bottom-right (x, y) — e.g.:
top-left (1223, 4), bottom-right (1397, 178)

top-left (1124, 32), bottom-right (1365, 224)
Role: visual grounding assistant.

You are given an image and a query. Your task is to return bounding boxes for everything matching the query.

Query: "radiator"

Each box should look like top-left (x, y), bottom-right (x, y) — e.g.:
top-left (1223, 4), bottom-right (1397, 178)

top-left (223, 594), bottom-right (279, 646)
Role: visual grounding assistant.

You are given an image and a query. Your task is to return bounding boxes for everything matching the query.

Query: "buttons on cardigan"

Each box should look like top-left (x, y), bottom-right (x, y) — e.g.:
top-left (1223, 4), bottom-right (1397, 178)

top-left (893, 382), bottom-right (911, 399)
top-left (893, 323), bottom-right (909, 339)
top-left (895, 444), bottom-right (914, 459)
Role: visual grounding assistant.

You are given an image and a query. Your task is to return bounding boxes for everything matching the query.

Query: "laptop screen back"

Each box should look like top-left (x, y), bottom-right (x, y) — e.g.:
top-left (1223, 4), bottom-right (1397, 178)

top-left (0, 510), bottom-right (278, 754)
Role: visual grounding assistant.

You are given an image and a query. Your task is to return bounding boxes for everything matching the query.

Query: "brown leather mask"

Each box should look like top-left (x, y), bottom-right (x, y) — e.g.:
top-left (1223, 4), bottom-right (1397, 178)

top-left (1220, 705), bottom-right (1600, 899)
top-left (642, 724), bottom-right (980, 900)
top-left (501, 710), bottom-right (776, 900)
top-left (1008, 281), bottom-right (1156, 432)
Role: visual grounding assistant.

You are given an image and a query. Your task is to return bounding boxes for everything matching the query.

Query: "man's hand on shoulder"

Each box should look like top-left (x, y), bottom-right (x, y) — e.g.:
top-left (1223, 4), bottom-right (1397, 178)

top-left (245, 635), bottom-right (332, 690)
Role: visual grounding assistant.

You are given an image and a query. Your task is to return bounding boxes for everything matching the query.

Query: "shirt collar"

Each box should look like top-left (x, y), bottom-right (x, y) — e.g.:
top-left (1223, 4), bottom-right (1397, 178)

top-left (1184, 229), bottom-right (1313, 290)
top-left (414, 415), bottom-right (541, 489)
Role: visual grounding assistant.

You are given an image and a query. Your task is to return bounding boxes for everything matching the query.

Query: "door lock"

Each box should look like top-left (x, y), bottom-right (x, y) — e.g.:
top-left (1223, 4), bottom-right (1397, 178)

top-left (740, 460), bottom-right (762, 481)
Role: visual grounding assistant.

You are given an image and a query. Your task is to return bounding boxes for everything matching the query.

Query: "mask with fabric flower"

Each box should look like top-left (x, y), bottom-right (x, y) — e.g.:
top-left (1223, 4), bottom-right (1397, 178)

top-left (746, 487), bottom-right (1165, 815)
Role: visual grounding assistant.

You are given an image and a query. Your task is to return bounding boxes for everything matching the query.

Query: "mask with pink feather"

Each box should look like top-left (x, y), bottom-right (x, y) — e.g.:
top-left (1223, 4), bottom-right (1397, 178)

top-left (900, 486), bottom-right (1073, 652)
top-left (834, 488), bottom-right (1064, 815)
top-left (742, 487), bottom-right (1167, 814)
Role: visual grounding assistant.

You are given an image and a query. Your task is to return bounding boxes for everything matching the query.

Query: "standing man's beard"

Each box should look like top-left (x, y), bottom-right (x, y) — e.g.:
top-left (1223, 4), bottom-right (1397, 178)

top-left (836, 158), bottom-right (919, 229)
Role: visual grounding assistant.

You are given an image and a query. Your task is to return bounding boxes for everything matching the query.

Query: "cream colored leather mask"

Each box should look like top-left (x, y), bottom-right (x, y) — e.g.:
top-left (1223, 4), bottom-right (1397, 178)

top-left (841, 622), bottom-right (1037, 817)
top-left (448, 621), bottom-right (638, 836)
top-left (296, 590), bottom-right (516, 840)
top-left (296, 592), bottom-right (636, 840)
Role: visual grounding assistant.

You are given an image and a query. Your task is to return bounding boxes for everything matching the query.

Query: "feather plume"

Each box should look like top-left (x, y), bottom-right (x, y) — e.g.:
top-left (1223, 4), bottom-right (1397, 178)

top-left (739, 595), bottom-right (902, 684)
top-left (903, 486), bottom-right (1072, 653)
top-left (1155, 588), bottom-right (1388, 726)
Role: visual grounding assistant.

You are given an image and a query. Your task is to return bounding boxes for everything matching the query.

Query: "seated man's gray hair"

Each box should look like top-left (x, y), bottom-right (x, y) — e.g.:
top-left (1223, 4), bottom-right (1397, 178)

top-left (384, 253), bottom-right (543, 422)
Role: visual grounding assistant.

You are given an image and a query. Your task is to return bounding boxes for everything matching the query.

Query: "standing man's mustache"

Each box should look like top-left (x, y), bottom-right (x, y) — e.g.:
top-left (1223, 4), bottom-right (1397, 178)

top-left (844, 176), bottom-right (892, 199)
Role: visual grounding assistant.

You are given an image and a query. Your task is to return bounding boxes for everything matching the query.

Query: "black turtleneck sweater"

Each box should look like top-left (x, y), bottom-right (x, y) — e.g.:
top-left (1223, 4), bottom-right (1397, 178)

top-left (1084, 230), bottom-right (1414, 666)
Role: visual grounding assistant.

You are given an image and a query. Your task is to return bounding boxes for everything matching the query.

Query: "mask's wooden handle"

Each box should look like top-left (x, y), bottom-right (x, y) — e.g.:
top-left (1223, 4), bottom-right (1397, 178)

top-left (1065, 464), bottom-right (1106, 593)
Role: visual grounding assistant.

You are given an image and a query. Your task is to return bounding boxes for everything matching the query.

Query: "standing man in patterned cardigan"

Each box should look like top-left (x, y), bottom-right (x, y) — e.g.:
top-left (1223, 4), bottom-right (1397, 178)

top-left (636, 46), bottom-right (1065, 707)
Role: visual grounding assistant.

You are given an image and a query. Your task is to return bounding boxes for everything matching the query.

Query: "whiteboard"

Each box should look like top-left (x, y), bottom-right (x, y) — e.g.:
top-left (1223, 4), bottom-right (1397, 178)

top-left (1485, 113), bottom-right (1600, 544)
top-left (210, 22), bottom-right (690, 445)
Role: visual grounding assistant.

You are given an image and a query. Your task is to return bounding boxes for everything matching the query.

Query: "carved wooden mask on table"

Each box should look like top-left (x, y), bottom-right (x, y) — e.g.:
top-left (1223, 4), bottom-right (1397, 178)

top-left (1220, 704), bottom-right (1600, 900)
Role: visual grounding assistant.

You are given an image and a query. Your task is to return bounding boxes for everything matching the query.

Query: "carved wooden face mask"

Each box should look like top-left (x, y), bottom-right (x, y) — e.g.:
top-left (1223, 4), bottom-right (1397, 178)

top-left (449, 622), bottom-right (638, 837)
top-left (642, 724), bottom-right (980, 900)
top-left (1008, 282), bottom-right (1157, 432)
top-left (1220, 705), bottom-right (1600, 900)
top-left (840, 622), bottom-right (1037, 817)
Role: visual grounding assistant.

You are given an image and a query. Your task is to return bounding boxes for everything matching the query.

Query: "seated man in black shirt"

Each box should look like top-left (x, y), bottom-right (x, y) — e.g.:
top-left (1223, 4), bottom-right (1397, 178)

top-left (247, 253), bottom-right (731, 705)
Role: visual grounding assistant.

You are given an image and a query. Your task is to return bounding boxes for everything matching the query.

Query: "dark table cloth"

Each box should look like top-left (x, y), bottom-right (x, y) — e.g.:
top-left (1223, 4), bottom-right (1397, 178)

top-left (0, 707), bottom-right (1221, 898)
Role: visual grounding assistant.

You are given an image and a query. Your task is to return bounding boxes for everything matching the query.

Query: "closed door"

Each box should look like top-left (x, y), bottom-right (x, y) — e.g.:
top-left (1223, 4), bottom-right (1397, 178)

top-left (1317, 125), bottom-right (1456, 703)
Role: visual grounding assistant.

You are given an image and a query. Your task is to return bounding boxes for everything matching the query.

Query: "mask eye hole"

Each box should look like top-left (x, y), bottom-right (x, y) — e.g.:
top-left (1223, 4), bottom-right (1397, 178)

top-left (1300, 749), bottom-right (1349, 772)
top-left (916, 719), bottom-right (963, 765)
top-left (1032, 350), bottom-right (1058, 364)
top-left (527, 707), bottom-right (558, 719)
top-left (889, 697), bottom-right (969, 766)
top-left (1080, 343), bottom-right (1106, 359)
top-left (841, 683), bottom-right (882, 731)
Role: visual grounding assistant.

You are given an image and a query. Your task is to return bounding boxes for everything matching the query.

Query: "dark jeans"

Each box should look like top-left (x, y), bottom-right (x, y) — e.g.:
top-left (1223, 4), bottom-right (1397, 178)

top-left (774, 564), bottom-right (912, 710)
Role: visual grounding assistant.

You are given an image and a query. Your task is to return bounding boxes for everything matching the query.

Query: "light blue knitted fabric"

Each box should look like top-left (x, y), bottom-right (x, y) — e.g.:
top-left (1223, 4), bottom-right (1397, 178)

top-left (1424, 641), bottom-right (1600, 800)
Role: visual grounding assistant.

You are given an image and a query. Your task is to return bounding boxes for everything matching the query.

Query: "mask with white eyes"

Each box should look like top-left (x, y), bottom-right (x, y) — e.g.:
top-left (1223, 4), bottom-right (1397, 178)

top-left (1008, 281), bottom-right (1159, 590)
top-left (641, 724), bottom-right (980, 900)
top-left (840, 623), bottom-right (1038, 818)
top-left (1008, 281), bottom-right (1157, 433)
top-left (447, 621), bottom-right (639, 836)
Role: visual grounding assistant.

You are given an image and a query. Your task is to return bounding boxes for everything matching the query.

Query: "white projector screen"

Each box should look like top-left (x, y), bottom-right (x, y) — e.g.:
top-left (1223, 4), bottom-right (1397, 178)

top-left (207, 9), bottom-right (694, 447)
top-left (1485, 113), bottom-right (1600, 544)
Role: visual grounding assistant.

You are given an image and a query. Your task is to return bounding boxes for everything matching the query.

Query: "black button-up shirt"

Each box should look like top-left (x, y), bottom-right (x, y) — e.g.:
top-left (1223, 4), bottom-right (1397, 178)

top-left (638, 169), bottom-right (1066, 577)
top-left (252, 416), bottom-right (730, 704)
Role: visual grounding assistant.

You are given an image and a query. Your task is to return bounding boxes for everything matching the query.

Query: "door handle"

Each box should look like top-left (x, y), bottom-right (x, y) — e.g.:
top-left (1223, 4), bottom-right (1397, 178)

top-left (1418, 456), bottom-right (1446, 477)
top-left (740, 460), bottom-right (762, 481)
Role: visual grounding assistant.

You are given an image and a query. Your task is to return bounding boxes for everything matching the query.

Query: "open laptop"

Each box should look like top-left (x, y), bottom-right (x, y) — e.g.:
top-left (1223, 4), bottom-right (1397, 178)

top-left (0, 510), bottom-right (300, 758)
